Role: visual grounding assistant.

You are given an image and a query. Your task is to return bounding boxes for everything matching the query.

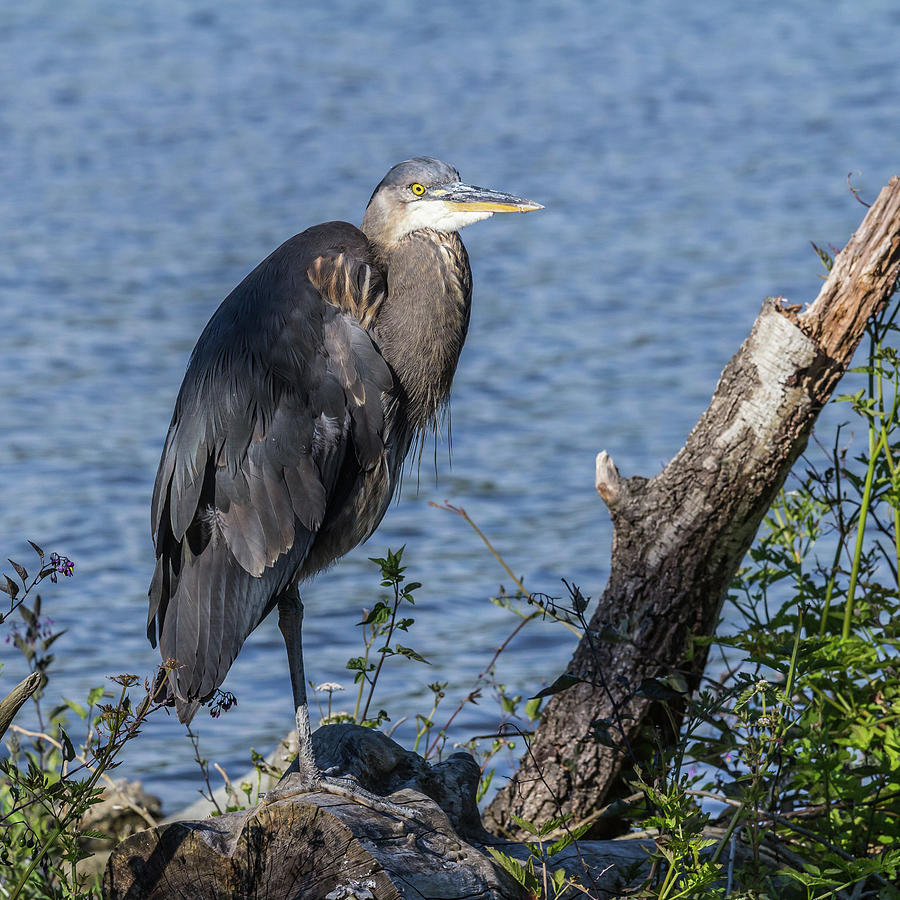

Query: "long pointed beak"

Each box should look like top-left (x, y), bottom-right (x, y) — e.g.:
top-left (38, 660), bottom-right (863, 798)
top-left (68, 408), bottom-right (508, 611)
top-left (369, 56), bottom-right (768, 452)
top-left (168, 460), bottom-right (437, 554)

top-left (427, 181), bottom-right (543, 213)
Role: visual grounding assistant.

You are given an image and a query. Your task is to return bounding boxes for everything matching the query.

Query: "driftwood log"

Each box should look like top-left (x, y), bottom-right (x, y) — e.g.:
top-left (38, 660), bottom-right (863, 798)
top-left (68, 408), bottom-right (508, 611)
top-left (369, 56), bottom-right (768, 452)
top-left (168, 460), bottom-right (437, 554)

top-left (104, 725), bottom-right (651, 898)
top-left (484, 176), bottom-right (900, 836)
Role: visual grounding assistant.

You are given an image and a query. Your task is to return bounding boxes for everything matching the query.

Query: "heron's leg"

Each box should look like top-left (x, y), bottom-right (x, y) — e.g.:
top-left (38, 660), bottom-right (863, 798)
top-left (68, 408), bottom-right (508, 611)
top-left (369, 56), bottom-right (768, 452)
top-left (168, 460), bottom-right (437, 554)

top-left (269, 591), bottom-right (419, 821)
top-left (277, 591), bottom-right (319, 784)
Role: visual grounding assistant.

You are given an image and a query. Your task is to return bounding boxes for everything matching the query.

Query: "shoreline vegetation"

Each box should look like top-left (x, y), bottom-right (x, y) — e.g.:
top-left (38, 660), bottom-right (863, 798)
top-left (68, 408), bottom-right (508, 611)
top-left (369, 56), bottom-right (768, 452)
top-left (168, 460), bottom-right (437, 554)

top-left (3, 211), bottom-right (900, 898)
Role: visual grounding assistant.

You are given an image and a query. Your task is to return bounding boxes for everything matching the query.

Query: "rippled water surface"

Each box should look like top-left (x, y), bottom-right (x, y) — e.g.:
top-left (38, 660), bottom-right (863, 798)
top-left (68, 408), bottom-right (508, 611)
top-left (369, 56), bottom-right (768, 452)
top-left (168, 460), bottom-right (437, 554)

top-left (2, 0), bottom-right (899, 809)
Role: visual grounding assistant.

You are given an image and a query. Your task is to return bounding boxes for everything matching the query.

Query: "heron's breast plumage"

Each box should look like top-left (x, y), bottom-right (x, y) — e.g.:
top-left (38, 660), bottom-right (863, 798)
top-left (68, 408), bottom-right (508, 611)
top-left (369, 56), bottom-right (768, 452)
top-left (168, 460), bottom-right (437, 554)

top-left (371, 229), bottom-right (473, 432)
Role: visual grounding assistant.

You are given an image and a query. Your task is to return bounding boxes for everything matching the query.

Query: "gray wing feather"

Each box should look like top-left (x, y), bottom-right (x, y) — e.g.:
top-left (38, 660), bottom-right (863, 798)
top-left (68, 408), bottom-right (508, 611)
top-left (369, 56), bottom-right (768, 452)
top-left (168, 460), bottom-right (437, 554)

top-left (148, 223), bottom-right (392, 718)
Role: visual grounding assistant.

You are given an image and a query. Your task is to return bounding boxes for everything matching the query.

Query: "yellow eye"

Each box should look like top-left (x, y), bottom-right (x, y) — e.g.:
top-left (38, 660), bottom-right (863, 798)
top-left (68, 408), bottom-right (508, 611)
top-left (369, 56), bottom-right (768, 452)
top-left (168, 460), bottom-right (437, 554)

top-left (410, 183), bottom-right (426, 196)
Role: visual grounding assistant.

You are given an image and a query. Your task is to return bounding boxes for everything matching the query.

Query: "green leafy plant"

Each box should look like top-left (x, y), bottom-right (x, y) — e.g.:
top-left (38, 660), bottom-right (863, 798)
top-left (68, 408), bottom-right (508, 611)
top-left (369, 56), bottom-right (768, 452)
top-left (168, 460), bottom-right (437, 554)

top-left (487, 812), bottom-right (591, 900)
top-left (332, 547), bottom-right (431, 730)
top-left (616, 311), bottom-right (900, 898)
top-left (0, 544), bottom-right (166, 899)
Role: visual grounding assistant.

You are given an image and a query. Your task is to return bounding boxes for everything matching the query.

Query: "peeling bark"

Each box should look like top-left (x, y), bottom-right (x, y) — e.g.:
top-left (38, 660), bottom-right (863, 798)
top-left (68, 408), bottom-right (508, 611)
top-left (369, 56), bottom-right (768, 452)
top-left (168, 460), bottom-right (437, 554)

top-left (484, 177), bottom-right (900, 836)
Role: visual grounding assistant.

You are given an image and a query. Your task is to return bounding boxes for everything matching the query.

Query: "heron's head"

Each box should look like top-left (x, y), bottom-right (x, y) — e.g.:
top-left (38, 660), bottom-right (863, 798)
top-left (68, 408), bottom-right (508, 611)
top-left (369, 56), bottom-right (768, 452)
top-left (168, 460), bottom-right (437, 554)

top-left (361, 157), bottom-right (542, 248)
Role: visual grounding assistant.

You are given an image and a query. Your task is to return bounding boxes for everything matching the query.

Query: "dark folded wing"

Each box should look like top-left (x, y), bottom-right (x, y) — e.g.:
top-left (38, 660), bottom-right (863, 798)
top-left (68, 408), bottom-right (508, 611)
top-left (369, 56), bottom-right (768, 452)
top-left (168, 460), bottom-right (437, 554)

top-left (147, 223), bottom-right (391, 719)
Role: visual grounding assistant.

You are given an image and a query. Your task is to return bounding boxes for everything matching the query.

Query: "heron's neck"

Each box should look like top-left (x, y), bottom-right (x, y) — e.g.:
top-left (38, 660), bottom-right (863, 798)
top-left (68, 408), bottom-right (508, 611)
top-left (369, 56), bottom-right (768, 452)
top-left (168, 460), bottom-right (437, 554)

top-left (370, 230), bottom-right (472, 432)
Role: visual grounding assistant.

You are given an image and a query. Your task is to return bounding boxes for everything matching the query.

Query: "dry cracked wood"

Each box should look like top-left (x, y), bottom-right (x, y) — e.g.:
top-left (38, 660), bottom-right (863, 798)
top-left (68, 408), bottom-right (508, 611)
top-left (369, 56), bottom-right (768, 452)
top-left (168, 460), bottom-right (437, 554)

top-left (484, 177), bottom-right (900, 837)
top-left (104, 789), bottom-right (513, 899)
top-left (102, 725), bottom-right (652, 898)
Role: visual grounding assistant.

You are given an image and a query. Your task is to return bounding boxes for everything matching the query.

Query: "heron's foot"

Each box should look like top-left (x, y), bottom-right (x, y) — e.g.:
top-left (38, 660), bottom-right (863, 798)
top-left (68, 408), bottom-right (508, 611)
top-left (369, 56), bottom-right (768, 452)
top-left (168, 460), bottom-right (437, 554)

top-left (262, 768), bottom-right (420, 821)
top-left (319, 773), bottom-right (421, 820)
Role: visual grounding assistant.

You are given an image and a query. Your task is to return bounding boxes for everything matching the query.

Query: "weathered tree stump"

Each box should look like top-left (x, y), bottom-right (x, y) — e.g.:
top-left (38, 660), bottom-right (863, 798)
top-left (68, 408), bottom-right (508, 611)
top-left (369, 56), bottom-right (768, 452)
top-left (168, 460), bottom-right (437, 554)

top-left (104, 725), bottom-right (651, 898)
top-left (104, 789), bottom-right (513, 899)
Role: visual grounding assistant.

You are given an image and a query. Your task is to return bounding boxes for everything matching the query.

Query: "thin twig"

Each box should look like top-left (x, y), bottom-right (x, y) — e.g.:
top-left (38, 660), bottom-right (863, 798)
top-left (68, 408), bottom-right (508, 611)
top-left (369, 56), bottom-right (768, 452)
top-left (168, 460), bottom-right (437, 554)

top-left (425, 689), bottom-right (481, 759)
top-left (479, 610), bottom-right (543, 678)
top-left (214, 762), bottom-right (241, 809)
top-left (430, 501), bottom-right (581, 637)
top-left (847, 171), bottom-right (871, 208)
top-left (6, 724), bottom-right (159, 829)
top-left (518, 725), bottom-right (603, 898)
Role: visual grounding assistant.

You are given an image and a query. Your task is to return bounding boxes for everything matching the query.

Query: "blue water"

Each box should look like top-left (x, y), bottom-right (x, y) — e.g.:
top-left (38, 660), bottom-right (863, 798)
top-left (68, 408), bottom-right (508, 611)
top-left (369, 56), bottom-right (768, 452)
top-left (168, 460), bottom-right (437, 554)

top-left (2, 0), bottom-right (899, 811)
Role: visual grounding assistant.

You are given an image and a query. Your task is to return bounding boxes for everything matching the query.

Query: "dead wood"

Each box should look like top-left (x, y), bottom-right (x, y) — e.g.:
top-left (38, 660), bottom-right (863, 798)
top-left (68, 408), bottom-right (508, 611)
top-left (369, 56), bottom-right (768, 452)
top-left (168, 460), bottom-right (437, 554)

top-left (103, 725), bottom-right (652, 898)
top-left (483, 177), bottom-right (900, 837)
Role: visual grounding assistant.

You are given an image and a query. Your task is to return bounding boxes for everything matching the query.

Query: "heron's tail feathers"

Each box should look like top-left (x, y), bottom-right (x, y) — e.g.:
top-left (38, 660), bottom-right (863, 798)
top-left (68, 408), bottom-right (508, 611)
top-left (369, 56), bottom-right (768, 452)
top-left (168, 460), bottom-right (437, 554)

top-left (150, 540), bottom-right (294, 724)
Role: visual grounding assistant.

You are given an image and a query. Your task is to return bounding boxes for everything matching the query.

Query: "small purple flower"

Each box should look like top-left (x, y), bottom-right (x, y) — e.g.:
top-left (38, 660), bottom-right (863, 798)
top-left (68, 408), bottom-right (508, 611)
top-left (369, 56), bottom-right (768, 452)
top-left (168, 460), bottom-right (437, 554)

top-left (48, 553), bottom-right (74, 583)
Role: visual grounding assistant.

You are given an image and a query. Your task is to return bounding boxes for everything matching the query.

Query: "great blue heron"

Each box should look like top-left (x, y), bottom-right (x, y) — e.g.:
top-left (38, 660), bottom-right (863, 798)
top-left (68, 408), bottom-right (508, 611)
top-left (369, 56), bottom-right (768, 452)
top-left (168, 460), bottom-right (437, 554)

top-left (148, 157), bottom-right (541, 795)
